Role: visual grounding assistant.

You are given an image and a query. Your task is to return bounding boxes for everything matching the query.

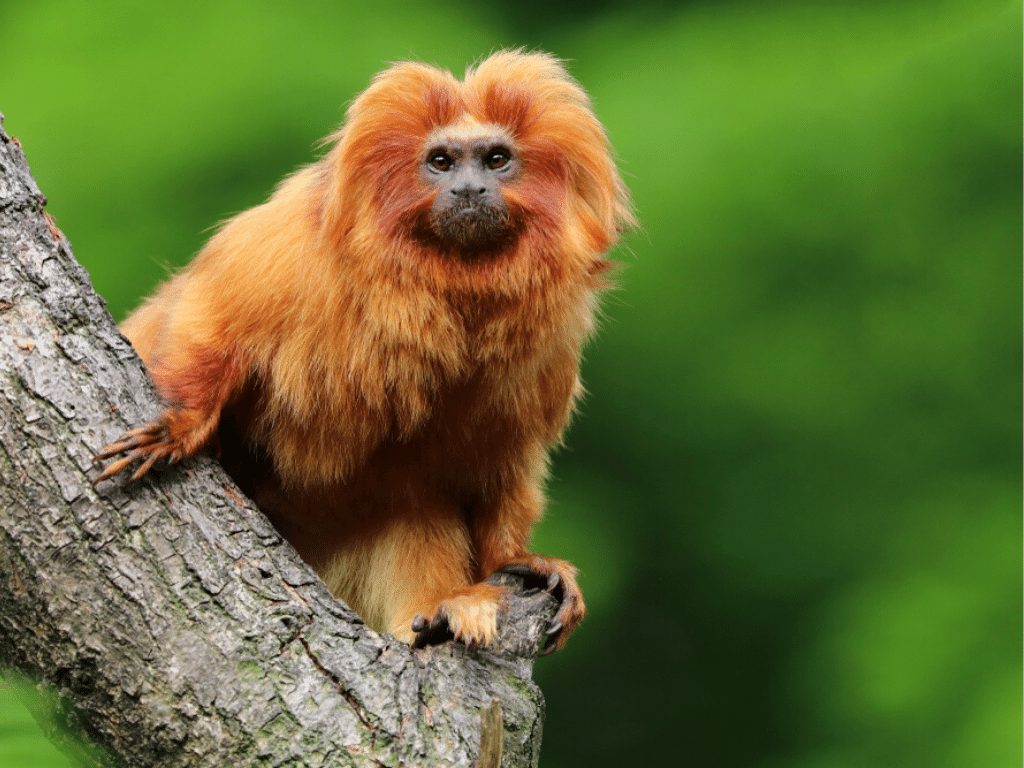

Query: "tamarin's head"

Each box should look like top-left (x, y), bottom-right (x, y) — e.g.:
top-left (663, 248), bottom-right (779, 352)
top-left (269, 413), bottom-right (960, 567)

top-left (323, 50), bottom-right (634, 268)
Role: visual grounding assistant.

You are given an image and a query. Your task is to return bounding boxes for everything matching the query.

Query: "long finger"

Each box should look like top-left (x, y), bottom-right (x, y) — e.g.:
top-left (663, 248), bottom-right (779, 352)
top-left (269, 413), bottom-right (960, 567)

top-left (95, 428), bottom-right (163, 460)
top-left (131, 445), bottom-right (170, 481)
top-left (93, 454), bottom-right (137, 484)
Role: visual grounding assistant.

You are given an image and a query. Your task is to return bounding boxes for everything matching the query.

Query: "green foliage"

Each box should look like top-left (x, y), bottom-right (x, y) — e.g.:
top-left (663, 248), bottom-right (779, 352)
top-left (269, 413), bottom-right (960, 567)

top-left (2, 1), bottom-right (1019, 766)
top-left (0, 674), bottom-right (107, 767)
top-left (0, 684), bottom-right (74, 768)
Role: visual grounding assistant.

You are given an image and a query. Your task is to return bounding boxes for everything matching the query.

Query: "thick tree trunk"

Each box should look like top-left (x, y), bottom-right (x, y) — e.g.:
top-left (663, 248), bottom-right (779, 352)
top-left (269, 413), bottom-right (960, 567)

top-left (0, 115), bottom-right (555, 768)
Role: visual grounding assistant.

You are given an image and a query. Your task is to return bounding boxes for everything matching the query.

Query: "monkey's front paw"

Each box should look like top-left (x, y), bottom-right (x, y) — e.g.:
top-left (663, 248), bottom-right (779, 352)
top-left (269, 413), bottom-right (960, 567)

top-left (93, 420), bottom-right (181, 484)
top-left (498, 555), bottom-right (586, 655)
top-left (411, 584), bottom-right (505, 650)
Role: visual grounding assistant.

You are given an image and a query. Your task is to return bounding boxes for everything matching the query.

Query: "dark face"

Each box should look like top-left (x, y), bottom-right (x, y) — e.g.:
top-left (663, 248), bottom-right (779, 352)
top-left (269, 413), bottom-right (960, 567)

top-left (420, 130), bottom-right (519, 252)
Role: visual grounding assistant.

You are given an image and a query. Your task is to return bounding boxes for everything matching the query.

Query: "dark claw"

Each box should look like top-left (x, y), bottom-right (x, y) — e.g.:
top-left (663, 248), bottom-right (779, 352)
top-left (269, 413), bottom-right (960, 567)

top-left (498, 563), bottom-right (553, 593)
top-left (541, 615), bottom-right (567, 655)
top-left (498, 563), bottom-right (535, 578)
top-left (412, 610), bottom-right (454, 649)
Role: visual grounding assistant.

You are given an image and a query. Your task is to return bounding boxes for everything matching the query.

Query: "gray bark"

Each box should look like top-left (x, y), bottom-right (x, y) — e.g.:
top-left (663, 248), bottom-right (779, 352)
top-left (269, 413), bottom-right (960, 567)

top-left (0, 114), bottom-right (556, 768)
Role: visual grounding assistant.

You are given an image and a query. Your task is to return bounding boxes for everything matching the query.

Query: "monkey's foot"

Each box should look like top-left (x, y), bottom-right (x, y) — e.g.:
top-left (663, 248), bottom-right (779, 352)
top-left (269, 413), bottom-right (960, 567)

top-left (93, 420), bottom-right (181, 484)
top-left (410, 583), bottom-right (506, 650)
top-left (498, 555), bottom-right (586, 655)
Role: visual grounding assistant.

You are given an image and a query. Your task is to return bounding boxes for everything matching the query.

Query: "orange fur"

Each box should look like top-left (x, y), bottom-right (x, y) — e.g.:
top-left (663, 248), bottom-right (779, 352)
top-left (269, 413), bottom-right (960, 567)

top-left (99, 50), bottom-right (633, 650)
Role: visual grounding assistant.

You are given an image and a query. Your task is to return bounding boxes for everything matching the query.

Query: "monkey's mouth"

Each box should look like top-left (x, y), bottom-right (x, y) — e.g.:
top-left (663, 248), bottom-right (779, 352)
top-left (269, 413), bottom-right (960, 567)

top-left (429, 203), bottom-right (516, 252)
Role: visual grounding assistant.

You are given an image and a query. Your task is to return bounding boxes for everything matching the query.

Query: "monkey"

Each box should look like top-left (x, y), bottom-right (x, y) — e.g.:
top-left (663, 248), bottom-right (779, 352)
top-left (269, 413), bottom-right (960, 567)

top-left (95, 50), bottom-right (634, 653)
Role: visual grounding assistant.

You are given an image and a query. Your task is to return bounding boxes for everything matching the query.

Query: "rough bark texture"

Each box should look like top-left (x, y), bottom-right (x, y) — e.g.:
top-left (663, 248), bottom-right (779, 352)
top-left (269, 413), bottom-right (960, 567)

top-left (0, 115), bottom-right (557, 768)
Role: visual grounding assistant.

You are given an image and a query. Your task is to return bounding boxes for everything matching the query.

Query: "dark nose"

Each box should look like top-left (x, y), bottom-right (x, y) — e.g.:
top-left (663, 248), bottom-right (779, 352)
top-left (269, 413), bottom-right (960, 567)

top-left (451, 184), bottom-right (488, 200)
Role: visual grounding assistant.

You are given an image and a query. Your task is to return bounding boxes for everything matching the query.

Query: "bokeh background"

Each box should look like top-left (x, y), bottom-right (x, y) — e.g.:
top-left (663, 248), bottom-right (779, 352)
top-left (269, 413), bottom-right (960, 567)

top-left (1, 1), bottom-right (1020, 766)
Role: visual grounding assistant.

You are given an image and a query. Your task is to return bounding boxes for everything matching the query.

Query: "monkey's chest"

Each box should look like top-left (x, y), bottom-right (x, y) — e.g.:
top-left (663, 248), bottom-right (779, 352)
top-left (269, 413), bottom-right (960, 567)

top-left (238, 383), bottom-right (524, 561)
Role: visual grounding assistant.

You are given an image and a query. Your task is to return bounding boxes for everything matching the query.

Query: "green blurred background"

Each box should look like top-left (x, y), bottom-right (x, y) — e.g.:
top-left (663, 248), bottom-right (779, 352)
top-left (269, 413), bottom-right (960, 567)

top-left (2, 0), bottom-right (1020, 765)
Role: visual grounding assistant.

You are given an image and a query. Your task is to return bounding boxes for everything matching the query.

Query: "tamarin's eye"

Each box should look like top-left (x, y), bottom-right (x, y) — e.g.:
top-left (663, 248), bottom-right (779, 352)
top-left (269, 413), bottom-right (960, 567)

top-left (428, 153), bottom-right (453, 172)
top-left (485, 150), bottom-right (511, 170)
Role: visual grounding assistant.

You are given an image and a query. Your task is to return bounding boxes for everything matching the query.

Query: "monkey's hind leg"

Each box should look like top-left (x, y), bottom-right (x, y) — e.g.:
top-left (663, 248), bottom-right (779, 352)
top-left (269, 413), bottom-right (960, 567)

top-left (343, 502), bottom-right (506, 649)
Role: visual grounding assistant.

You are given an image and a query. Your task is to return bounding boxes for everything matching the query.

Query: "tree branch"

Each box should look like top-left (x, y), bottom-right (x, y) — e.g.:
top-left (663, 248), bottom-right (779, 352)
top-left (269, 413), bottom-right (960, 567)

top-left (0, 114), bottom-right (555, 768)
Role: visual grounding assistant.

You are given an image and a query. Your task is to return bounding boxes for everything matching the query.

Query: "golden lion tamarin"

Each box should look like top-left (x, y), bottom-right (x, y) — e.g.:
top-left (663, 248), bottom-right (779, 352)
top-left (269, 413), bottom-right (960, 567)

top-left (96, 50), bottom-right (633, 653)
